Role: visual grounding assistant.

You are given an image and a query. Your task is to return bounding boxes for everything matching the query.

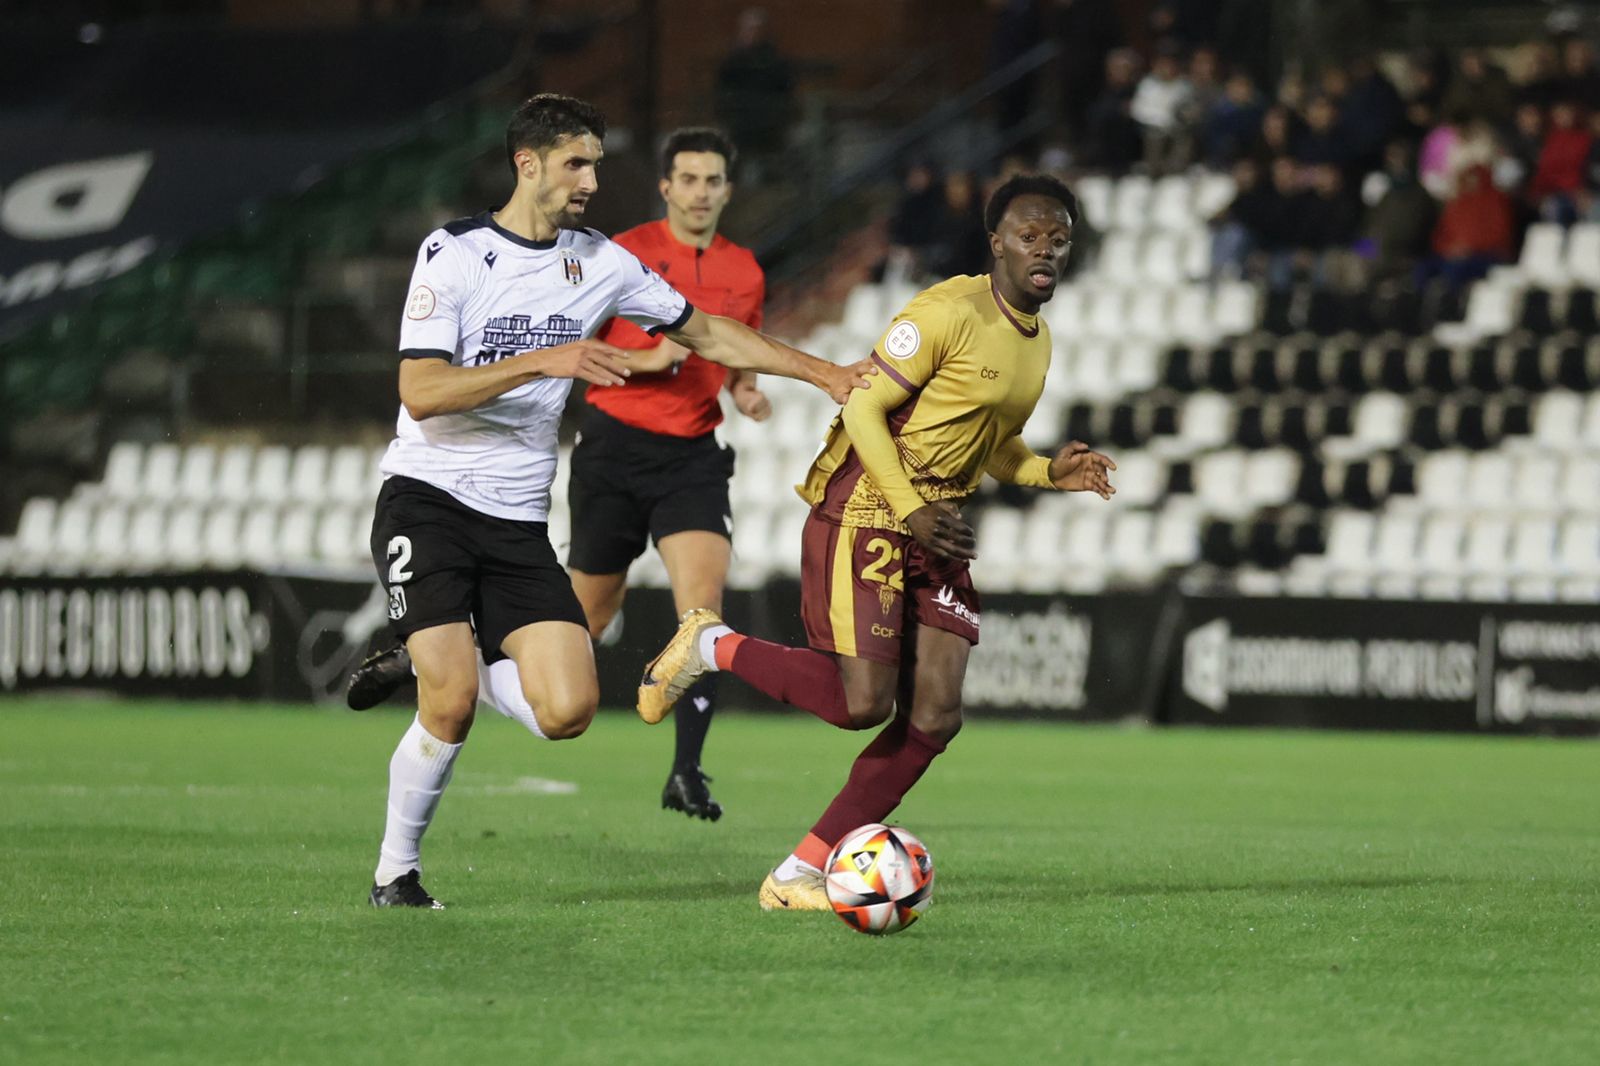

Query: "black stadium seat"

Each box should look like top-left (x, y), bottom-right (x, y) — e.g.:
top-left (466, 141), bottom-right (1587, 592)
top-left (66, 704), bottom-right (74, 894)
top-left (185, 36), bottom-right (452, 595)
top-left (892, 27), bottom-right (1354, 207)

top-left (1505, 340), bottom-right (1545, 390)
top-left (1519, 288), bottom-right (1556, 334)
top-left (1464, 343), bottom-right (1502, 391)
top-left (1166, 460), bottom-right (1194, 495)
top-left (1410, 403), bottom-right (1445, 450)
top-left (1418, 344), bottom-right (1458, 391)
top-left (1205, 346), bottom-right (1240, 392)
top-left (1567, 290), bottom-right (1599, 334)
top-left (1162, 346), bottom-right (1199, 391)
top-left (1235, 405), bottom-right (1268, 449)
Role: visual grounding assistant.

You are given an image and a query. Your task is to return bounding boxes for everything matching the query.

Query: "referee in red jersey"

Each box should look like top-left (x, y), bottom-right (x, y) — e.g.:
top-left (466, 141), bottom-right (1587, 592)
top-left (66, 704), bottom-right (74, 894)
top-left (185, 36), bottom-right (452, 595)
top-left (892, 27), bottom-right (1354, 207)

top-left (568, 128), bottom-right (769, 820)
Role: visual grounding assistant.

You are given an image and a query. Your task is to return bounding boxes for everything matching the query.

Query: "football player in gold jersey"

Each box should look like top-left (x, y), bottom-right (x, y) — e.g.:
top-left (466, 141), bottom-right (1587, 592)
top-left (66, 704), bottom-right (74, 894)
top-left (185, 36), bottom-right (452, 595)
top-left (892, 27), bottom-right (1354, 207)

top-left (637, 174), bottom-right (1115, 910)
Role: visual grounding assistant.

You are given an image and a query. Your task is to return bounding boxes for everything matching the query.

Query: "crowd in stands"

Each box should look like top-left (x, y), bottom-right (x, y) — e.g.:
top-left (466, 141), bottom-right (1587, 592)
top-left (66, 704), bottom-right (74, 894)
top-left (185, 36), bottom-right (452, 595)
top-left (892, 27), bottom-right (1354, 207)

top-left (892, 3), bottom-right (1599, 295)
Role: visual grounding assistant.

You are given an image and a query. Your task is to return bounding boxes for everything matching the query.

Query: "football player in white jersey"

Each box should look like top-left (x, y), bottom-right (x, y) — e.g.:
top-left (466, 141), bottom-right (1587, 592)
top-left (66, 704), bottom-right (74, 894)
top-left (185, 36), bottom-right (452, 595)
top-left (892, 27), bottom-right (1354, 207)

top-left (367, 93), bottom-right (866, 908)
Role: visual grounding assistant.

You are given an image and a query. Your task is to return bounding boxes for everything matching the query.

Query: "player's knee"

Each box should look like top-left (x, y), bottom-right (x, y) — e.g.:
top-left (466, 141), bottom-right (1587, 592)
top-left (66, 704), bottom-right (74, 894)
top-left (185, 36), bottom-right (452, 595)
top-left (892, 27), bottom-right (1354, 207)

top-left (534, 692), bottom-right (597, 740)
top-left (844, 687), bottom-right (895, 730)
top-left (913, 696), bottom-right (963, 745)
top-left (419, 677), bottom-right (478, 739)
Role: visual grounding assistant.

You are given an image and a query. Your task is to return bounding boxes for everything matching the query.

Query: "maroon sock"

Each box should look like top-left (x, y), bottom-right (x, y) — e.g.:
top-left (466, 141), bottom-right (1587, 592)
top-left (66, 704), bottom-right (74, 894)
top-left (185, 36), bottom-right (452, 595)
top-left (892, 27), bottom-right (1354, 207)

top-left (724, 636), bottom-right (854, 728)
top-left (809, 719), bottom-right (947, 847)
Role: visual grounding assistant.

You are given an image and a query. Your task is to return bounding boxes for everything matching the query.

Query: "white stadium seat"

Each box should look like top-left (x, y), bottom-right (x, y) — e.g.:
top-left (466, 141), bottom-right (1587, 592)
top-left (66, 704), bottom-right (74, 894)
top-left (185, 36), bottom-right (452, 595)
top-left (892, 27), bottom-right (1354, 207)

top-left (1519, 223), bottom-right (1568, 287)
top-left (102, 441), bottom-right (144, 499)
top-left (1152, 506), bottom-right (1201, 568)
top-left (88, 502), bottom-right (130, 571)
top-left (252, 445), bottom-right (292, 504)
top-left (1106, 510), bottom-right (1157, 582)
top-left (126, 503), bottom-right (168, 571)
top-left (1210, 281), bottom-right (1259, 337)
top-left (202, 505), bottom-right (244, 569)
top-left (177, 444), bottom-right (218, 501)
top-left (328, 446), bottom-right (373, 505)
top-left (241, 505), bottom-right (282, 569)
top-left (1566, 223), bottom-right (1600, 287)
top-left (1149, 174), bottom-right (1196, 232)
top-left (165, 504), bottom-right (206, 569)
top-left (1531, 391), bottom-right (1583, 453)
top-left (1111, 174), bottom-right (1153, 231)
top-left (289, 446), bottom-right (331, 505)
top-left (215, 444), bottom-right (255, 504)
top-left (141, 443), bottom-right (183, 501)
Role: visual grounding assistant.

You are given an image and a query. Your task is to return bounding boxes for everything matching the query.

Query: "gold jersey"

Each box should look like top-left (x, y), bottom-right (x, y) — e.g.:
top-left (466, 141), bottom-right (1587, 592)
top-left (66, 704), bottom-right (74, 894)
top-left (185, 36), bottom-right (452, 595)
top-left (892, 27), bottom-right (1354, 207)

top-left (799, 274), bottom-right (1057, 534)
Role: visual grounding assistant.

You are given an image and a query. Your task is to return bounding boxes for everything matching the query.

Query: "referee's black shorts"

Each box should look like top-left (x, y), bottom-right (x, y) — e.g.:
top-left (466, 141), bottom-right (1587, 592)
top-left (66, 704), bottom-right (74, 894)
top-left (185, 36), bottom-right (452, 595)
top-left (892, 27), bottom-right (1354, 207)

top-left (370, 475), bottom-right (587, 660)
top-left (567, 406), bottom-right (736, 575)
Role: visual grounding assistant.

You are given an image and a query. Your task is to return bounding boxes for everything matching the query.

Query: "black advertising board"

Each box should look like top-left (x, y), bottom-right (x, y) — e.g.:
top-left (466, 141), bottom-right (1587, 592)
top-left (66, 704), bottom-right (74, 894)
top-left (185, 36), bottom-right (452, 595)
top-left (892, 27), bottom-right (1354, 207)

top-left (0, 572), bottom-right (377, 701)
top-left (1167, 597), bottom-right (1600, 736)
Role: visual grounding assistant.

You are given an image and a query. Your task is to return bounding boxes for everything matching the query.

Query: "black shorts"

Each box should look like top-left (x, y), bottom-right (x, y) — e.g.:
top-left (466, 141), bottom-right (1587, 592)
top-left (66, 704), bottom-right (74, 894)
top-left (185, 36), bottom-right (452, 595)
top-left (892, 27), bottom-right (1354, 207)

top-left (567, 407), bottom-right (735, 575)
top-left (370, 475), bottom-right (587, 658)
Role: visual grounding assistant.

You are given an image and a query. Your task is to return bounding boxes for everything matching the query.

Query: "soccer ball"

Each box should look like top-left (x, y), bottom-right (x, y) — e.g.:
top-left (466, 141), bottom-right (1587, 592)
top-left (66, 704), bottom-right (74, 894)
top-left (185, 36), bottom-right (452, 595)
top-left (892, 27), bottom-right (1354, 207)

top-left (823, 823), bottom-right (934, 935)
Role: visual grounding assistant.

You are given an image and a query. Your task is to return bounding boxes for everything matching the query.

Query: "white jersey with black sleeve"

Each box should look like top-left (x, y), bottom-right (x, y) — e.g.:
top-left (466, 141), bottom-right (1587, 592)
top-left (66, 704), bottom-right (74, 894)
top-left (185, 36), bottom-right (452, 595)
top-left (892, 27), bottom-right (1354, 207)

top-left (380, 212), bottom-right (693, 521)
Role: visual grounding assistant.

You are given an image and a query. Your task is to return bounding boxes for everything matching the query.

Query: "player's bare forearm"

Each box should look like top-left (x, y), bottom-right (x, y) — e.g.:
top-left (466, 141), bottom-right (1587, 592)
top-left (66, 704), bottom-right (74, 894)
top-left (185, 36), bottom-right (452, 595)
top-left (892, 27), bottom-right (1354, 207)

top-left (626, 337), bottom-right (690, 374)
top-left (666, 309), bottom-right (841, 395)
top-left (398, 341), bottom-right (629, 419)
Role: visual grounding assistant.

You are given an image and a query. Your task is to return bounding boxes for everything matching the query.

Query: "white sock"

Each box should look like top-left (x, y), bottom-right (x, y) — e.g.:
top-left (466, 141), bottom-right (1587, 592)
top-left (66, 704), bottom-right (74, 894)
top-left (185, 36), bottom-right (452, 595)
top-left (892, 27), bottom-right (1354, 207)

top-left (698, 624), bottom-right (733, 670)
top-left (775, 853), bottom-right (822, 880)
top-left (475, 655), bottom-right (548, 740)
top-left (375, 714), bottom-right (463, 885)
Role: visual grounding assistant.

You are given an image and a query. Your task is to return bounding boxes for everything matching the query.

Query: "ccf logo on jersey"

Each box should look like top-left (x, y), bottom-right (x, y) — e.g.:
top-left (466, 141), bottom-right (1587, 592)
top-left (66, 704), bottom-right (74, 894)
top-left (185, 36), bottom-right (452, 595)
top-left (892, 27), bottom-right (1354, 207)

top-left (561, 250), bottom-right (584, 285)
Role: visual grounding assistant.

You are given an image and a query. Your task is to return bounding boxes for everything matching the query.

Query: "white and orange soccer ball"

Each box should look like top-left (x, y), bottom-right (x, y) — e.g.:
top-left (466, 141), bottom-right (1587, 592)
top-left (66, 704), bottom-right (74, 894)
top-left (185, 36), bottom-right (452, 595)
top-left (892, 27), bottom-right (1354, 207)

top-left (823, 823), bottom-right (934, 935)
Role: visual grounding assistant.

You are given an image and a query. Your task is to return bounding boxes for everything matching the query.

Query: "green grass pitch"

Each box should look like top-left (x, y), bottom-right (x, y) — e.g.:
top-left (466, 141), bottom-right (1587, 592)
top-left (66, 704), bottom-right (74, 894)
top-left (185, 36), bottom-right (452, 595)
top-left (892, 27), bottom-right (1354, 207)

top-left (2, 698), bottom-right (1596, 1065)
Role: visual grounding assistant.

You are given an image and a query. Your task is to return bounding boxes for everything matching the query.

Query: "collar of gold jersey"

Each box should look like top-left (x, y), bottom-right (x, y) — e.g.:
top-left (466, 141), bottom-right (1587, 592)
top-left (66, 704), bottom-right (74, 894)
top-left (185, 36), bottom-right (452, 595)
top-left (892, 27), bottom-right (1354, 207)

top-left (989, 276), bottom-right (1040, 338)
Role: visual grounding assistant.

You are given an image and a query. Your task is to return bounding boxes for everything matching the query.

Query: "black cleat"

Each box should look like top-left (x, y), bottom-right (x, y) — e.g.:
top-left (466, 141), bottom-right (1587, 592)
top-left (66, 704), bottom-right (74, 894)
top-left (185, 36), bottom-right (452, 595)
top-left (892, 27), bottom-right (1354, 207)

top-left (369, 869), bottom-right (444, 909)
top-left (346, 642), bottom-right (412, 710)
top-left (662, 765), bottom-right (723, 822)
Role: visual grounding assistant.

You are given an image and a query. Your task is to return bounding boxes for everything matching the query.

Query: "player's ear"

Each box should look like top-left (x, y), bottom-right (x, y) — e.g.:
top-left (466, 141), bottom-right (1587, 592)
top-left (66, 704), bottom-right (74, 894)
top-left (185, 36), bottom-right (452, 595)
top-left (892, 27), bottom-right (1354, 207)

top-left (988, 230), bottom-right (1003, 259)
top-left (658, 177), bottom-right (671, 202)
top-left (517, 148), bottom-right (540, 184)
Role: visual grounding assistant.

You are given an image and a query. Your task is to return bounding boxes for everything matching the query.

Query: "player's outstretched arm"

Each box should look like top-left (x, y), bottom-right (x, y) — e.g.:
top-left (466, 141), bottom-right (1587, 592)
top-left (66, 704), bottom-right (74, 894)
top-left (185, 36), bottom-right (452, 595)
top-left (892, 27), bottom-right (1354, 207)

top-left (985, 436), bottom-right (1116, 499)
top-left (398, 341), bottom-right (632, 420)
top-left (664, 308), bottom-right (870, 404)
top-left (625, 337), bottom-right (692, 374)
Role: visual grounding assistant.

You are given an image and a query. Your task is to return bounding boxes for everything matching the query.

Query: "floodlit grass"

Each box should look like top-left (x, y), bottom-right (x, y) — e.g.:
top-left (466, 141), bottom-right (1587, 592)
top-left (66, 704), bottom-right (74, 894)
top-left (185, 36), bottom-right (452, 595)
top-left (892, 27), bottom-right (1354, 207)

top-left (1, 698), bottom-right (1596, 1065)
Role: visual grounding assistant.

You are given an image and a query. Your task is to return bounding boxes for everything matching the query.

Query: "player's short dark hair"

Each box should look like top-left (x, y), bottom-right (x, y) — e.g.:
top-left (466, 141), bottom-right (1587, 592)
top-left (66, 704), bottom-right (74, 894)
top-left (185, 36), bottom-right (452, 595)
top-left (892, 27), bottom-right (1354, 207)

top-left (983, 174), bottom-right (1079, 233)
top-left (505, 93), bottom-right (607, 177)
top-left (660, 127), bottom-right (738, 178)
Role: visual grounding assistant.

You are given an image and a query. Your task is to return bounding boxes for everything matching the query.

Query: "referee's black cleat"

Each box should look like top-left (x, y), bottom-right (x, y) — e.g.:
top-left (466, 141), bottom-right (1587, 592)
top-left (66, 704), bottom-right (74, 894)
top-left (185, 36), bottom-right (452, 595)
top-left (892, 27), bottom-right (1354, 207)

top-left (346, 642), bottom-right (412, 710)
top-left (662, 765), bottom-right (723, 822)
top-left (370, 869), bottom-right (444, 909)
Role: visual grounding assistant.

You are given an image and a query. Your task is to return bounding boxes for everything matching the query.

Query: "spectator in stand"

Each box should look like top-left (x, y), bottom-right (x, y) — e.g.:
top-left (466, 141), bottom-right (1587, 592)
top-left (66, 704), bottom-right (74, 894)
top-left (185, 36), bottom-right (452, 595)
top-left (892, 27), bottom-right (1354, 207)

top-left (988, 0), bottom-right (1044, 151)
top-left (1427, 163), bottom-right (1515, 287)
top-left (1087, 48), bottom-right (1145, 172)
top-left (1441, 49), bottom-right (1516, 129)
top-left (1304, 164), bottom-right (1364, 287)
top-left (883, 161), bottom-right (947, 281)
top-left (1209, 157), bottom-right (1272, 278)
top-left (1361, 139), bottom-right (1438, 281)
top-left (1504, 102), bottom-right (1548, 188)
top-left (1250, 104), bottom-right (1302, 167)
top-left (931, 171), bottom-right (992, 279)
top-left (1341, 57), bottom-right (1405, 169)
top-left (1519, 39), bottom-right (1565, 107)
top-left (1296, 95), bottom-right (1355, 169)
top-left (1259, 156), bottom-right (1314, 290)
top-left (1555, 37), bottom-right (1600, 105)
top-left (1418, 108), bottom-right (1468, 198)
top-left (713, 8), bottom-right (796, 183)
top-left (1529, 100), bottom-right (1596, 223)
top-left (1132, 40), bottom-right (1196, 174)
top-left (1401, 48), bottom-right (1449, 139)
top-left (1202, 70), bottom-right (1265, 167)
top-left (1189, 46), bottom-right (1224, 119)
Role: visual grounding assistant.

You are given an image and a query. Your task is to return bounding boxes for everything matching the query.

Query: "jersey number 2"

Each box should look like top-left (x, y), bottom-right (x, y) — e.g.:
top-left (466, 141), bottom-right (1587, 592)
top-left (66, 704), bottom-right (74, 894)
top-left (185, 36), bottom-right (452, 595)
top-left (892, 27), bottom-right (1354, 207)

top-left (387, 536), bottom-right (414, 583)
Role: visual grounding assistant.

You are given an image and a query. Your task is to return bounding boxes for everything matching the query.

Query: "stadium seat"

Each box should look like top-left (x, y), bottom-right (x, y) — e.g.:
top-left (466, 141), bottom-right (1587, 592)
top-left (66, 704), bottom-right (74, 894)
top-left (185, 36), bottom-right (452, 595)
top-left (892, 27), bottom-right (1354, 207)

top-left (1074, 175), bottom-right (1112, 229)
top-left (1566, 225), bottom-right (1600, 287)
top-left (315, 505), bottom-right (356, 567)
top-left (1193, 171), bottom-right (1236, 219)
top-left (177, 445), bottom-right (218, 502)
top-left (289, 445), bottom-right (331, 505)
top-left (1149, 175), bottom-right (1194, 232)
top-left (1103, 451), bottom-right (1162, 508)
top-left (1557, 517), bottom-right (1600, 578)
top-left (13, 497), bottom-right (58, 572)
top-left (1211, 282), bottom-right (1259, 337)
top-left (1106, 511), bottom-right (1157, 581)
top-left (277, 504), bottom-right (317, 567)
top-left (102, 442), bottom-right (144, 500)
top-left (1152, 505), bottom-right (1201, 568)
top-left (165, 504), bottom-right (206, 570)
top-left (1519, 223), bottom-right (1568, 287)
top-left (1510, 516), bottom-right (1560, 578)
top-left (328, 445), bottom-right (373, 504)
top-left (1110, 175), bottom-right (1152, 231)
top-left (1170, 286), bottom-right (1217, 345)
top-left (1141, 232), bottom-right (1188, 286)
top-left (252, 446), bottom-right (293, 504)
top-left (126, 503), bottom-right (167, 571)
top-left (202, 505), bottom-right (244, 569)
top-left (1126, 288), bottom-right (1173, 342)
top-left (1324, 392), bottom-right (1406, 460)
top-left (1096, 237), bottom-right (1143, 288)
top-left (1195, 449), bottom-right (1250, 518)
top-left (215, 444), bottom-right (256, 504)
top-left (1529, 390), bottom-right (1583, 453)
top-left (1511, 453), bottom-right (1562, 512)
top-left (141, 444), bottom-right (183, 502)
top-left (973, 508), bottom-right (1025, 591)
top-left (241, 505), bottom-right (282, 569)
top-left (1560, 456), bottom-right (1600, 514)
top-left (88, 502), bottom-right (130, 571)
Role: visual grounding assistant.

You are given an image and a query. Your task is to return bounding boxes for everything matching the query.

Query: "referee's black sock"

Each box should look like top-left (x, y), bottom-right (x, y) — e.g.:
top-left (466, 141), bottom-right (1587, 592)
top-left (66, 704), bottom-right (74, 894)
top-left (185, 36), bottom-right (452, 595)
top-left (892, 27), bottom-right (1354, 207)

top-left (673, 675), bottom-right (718, 770)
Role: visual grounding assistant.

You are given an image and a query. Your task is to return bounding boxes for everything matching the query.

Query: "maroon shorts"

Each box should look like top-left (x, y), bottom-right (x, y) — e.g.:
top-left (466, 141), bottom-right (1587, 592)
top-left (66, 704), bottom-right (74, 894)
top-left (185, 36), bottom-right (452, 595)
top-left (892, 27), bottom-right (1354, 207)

top-left (799, 508), bottom-right (980, 666)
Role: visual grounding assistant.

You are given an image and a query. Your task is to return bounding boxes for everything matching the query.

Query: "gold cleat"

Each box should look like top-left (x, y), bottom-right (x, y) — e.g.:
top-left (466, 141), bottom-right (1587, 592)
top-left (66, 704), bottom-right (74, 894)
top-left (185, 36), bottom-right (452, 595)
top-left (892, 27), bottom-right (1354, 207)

top-left (636, 607), bottom-right (724, 724)
top-left (758, 868), bottom-right (831, 912)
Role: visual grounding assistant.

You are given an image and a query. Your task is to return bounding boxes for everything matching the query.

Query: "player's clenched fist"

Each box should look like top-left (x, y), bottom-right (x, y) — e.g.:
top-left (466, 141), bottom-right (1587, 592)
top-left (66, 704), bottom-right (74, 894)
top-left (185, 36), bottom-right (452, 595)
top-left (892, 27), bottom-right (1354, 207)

top-left (1049, 440), bottom-right (1117, 499)
top-left (526, 339), bottom-right (633, 386)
